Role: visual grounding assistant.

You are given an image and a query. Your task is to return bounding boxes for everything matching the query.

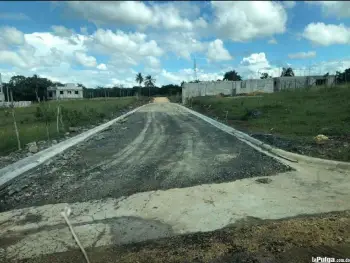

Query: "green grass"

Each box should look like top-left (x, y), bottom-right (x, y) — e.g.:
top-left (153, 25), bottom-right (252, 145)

top-left (0, 97), bottom-right (146, 155)
top-left (188, 85), bottom-right (350, 161)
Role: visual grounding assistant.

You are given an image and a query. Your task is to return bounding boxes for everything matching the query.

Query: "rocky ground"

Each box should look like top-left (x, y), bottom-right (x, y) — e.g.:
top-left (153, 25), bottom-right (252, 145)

top-left (190, 104), bottom-right (350, 162)
top-left (0, 101), bottom-right (148, 170)
top-left (250, 133), bottom-right (350, 162)
top-left (1, 101), bottom-right (350, 263)
top-left (0, 102), bottom-right (290, 212)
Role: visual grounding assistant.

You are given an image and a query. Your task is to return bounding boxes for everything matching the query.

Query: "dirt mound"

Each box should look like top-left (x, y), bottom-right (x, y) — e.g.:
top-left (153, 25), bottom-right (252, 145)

top-left (153, 97), bottom-right (170, 103)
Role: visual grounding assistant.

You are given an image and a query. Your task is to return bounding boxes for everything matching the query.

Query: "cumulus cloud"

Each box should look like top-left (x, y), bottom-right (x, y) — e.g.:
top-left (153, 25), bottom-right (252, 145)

top-left (97, 63), bottom-right (107, 70)
top-left (66, 1), bottom-right (207, 31)
top-left (0, 26), bottom-right (25, 46)
top-left (239, 52), bottom-right (280, 78)
top-left (149, 31), bottom-right (207, 60)
top-left (307, 1), bottom-right (350, 18)
top-left (67, 1), bottom-right (153, 26)
top-left (145, 56), bottom-right (161, 69)
top-left (288, 51), bottom-right (316, 59)
top-left (211, 1), bottom-right (287, 42)
top-left (158, 68), bottom-right (223, 84)
top-left (206, 39), bottom-right (232, 62)
top-left (0, 50), bottom-right (28, 68)
top-left (302, 23), bottom-right (350, 46)
top-left (51, 25), bottom-right (75, 37)
top-left (74, 51), bottom-right (97, 67)
top-left (89, 29), bottom-right (163, 58)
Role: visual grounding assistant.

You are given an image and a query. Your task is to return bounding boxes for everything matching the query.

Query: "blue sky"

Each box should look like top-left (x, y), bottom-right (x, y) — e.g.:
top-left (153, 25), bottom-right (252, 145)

top-left (0, 1), bottom-right (349, 88)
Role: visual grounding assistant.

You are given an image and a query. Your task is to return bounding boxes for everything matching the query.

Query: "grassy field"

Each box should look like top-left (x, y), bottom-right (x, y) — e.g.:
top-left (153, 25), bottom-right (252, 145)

top-left (188, 85), bottom-right (350, 161)
top-left (0, 97), bottom-right (148, 155)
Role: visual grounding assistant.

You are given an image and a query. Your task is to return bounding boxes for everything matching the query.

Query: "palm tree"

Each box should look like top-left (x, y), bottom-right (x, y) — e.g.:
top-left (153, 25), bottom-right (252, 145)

top-left (135, 73), bottom-right (143, 98)
top-left (144, 75), bottom-right (156, 97)
top-left (280, 67), bottom-right (295, 77)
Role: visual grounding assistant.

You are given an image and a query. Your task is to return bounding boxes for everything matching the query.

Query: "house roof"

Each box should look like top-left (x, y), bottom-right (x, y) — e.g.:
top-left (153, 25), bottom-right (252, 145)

top-left (47, 83), bottom-right (83, 91)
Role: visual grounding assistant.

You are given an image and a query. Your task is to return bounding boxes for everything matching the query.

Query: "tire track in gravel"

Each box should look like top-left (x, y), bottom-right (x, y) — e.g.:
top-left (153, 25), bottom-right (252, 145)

top-left (0, 102), bottom-right (291, 211)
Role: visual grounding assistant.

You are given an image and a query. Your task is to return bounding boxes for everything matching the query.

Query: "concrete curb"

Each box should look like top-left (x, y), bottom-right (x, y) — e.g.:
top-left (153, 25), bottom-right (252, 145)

top-left (177, 103), bottom-right (350, 170)
top-left (0, 103), bottom-right (149, 187)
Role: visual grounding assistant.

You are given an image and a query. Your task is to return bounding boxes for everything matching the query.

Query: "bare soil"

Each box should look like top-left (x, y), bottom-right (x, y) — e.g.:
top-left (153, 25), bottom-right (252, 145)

top-left (17, 210), bottom-right (350, 263)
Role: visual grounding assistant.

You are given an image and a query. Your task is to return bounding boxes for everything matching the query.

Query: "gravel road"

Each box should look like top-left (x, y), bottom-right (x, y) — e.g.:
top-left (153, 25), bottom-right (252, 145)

top-left (0, 102), bottom-right (291, 212)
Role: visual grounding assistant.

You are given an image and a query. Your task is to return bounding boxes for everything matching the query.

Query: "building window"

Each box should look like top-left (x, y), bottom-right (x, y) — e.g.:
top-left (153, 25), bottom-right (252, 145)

top-left (48, 91), bottom-right (53, 97)
top-left (60, 91), bottom-right (64, 95)
top-left (316, 79), bottom-right (326, 86)
top-left (68, 91), bottom-right (72, 94)
top-left (75, 91), bottom-right (79, 95)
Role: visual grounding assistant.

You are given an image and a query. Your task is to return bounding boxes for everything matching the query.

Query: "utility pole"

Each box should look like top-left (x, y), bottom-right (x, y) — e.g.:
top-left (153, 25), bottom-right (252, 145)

top-left (193, 57), bottom-right (198, 81)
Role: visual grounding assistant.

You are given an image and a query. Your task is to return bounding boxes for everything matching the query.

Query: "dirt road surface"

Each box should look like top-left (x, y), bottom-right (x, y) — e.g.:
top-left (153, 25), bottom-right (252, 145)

top-left (1, 100), bottom-right (349, 262)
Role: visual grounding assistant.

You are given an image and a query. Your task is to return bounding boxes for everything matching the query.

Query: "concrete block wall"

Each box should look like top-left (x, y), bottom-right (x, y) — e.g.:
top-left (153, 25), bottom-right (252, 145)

top-left (182, 75), bottom-right (335, 103)
top-left (0, 101), bottom-right (32, 108)
top-left (237, 79), bottom-right (274, 94)
top-left (182, 79), bottom-right (273, 103)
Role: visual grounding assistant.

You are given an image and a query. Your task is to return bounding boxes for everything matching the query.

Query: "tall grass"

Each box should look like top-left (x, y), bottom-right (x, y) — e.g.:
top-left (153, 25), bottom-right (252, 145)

top-left (0, 97), bottom-right (143, 155)
top-left (190, 85), bottom-right (350, 138)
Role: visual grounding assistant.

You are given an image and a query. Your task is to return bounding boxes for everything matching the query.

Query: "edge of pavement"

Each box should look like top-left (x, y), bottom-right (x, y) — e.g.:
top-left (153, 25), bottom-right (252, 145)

top-left (0, 103), bottom-right (150, 188)
top-left (176, 103), bottom-right (350, 171)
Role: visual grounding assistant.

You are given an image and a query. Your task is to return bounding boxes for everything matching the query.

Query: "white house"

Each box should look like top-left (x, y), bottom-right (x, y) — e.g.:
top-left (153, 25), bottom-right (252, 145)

top-left (47, 83), bottom-right (83, 100)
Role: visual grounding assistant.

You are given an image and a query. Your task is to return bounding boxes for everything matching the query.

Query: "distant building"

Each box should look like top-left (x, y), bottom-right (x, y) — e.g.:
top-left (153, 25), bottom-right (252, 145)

top-left (0, 73), bottom-right (5, 102)
top-left (182, 74), bottom-right (337, 104)
top-left (47, 83), bottom-right (83, 100)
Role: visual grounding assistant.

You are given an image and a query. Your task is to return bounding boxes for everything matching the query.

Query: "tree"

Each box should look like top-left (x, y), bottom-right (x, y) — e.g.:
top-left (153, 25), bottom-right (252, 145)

top-left (260, 73), bottom-right (272, 79)
top-left (144, 75), bottom-right (156, 97)
top-left (135, 72), bottom-right (143, 97)
top-left (335, 68), bottom-right (350, 84)
top-left (281, 67), bottom-right (295, 77)
top-left (223, 70), bottom-right (242, 81)
top-left (8, 74), bottom-right (53, 101)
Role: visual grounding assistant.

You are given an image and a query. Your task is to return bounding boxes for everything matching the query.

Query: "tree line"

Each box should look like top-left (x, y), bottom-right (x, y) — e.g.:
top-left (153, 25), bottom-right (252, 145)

top-left (2, 67), bottom-right (349, 102)
top-left (1, 74), bottom-right (182, 102)
top-left (221, 67), bottom-right (350, 82)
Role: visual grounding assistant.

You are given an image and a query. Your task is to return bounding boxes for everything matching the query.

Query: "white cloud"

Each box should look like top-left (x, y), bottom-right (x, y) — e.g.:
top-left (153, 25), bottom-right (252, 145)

top-left (151, 31), bottom-right (206, 60)
top-left (51, 25), bottom-right (75, 37)
top-left (151, 3), bottom-right (193, 30)
top-left (211, 1), bottom-right (287, 41)
top-left (282, 1), bottom-right (296, 9)
top-left (145, 56), bottom-right (161, 69)
top-left (240, 52), bottom-right (280, 78)
top-left (207, 39), bottom-right (232, 62)
top-left (288, 51), bottom-right (316, 59)
top-left (74, 51), bottom-right (97, 67)
top-left (307, 1), bottom-right (350, 18)
top-left (24, 32), bottom-right (86, 57)
top-left (97, 63), bottom-right (107, 70)
top-left (302, 23), bottom-right (350, 46)
top-left (90, 29), bottom-right (163, 58)
top-left (66, 1), bottom-right (207, 31)
top-left (268, 38), bottom-right (278, 44)
top-left (158, 68), bottom-right (223, 84)
top-left (0, 50), bottom-right (28, 68)
top-left (67, 1), bottom-right (153, 26)
top-left (0, 26), bottom-right (25, 46)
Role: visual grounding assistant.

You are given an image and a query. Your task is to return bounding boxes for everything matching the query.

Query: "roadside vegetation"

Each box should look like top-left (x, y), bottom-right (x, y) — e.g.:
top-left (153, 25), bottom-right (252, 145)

top-left (0, 97), bottom-right (148, 155)
top-left (188, 85), bottom-right (350, 161)
top-left (0, 73), bottom-right (182, 156)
